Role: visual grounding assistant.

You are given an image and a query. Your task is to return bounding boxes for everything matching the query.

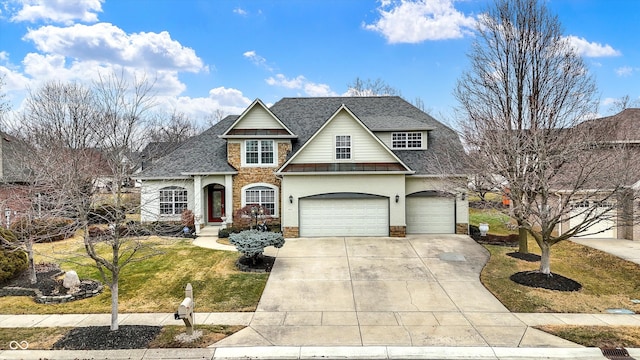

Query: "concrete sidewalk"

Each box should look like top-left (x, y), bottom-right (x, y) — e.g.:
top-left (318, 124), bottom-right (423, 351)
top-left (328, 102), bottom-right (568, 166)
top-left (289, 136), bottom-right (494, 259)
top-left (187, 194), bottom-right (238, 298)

top-left (572, 238), bottom-right (640, 265)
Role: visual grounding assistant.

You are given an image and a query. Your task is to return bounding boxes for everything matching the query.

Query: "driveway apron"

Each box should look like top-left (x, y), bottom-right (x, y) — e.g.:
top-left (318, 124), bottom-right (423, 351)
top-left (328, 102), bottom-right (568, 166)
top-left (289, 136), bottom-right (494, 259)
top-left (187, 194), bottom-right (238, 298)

top-left (214, 235), bottom-right (578, 348)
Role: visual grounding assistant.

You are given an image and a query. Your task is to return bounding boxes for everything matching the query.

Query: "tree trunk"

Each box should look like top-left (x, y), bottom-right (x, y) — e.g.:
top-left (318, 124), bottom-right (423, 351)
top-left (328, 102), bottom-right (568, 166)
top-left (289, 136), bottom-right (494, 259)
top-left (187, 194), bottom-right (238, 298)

top-left (518, 227), bottom-right (528, 254)
top-left (27, 240), bottom-right (36, 284)
top-left (110, 276), bottom-right (119, 331)
top-left (539, 242), bottom-right (551, 275)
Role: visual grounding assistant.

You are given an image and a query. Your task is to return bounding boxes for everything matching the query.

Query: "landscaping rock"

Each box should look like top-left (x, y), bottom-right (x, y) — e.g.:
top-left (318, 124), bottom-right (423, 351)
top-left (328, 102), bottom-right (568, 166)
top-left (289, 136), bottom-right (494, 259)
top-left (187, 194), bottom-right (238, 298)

top-left (63, 270), bottom-right (80, 289)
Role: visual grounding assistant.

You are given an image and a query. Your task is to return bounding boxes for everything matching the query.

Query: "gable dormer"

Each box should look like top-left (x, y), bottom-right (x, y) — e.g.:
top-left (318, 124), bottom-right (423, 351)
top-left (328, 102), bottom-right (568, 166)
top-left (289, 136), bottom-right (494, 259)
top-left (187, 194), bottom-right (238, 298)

top-left (277, 105), bottom-right (412, 174)
top-left (221, 99), bottom-right (297, 169)
top-left (220, 99), bottom-right (296, 139)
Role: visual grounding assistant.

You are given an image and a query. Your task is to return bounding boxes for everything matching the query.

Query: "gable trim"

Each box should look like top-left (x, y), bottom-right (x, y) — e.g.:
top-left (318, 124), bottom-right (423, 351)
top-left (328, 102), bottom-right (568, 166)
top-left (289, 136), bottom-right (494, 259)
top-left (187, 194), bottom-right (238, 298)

top-left (276, 104), bottom-right (414, 175)
top-left (220, 99), bottom-right (296, 139)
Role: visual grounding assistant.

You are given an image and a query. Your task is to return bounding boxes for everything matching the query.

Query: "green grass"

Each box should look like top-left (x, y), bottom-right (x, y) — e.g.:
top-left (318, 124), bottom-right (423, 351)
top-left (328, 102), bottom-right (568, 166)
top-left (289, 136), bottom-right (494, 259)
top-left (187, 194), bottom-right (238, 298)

top-left (0, 237), bottom-right (268, 314)
top-left (481, 235), bottom-right (640, 313)
top-left (469, 207), bottom-right (516, 235)
top-left (535, 325), bottom-right (640, 348)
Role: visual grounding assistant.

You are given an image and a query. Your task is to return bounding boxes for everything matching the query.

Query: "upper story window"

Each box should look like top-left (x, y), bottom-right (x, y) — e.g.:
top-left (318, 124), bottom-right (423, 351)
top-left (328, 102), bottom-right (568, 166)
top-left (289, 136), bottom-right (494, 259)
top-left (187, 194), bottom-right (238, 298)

top-left (245, 140), bottom-right (274, 165)
top-left (159, 186), bottom-right (188, 215)
top-left (335, 135), bottom-right (351, 160)
top-left (392, 132), bottom-right (422, 149)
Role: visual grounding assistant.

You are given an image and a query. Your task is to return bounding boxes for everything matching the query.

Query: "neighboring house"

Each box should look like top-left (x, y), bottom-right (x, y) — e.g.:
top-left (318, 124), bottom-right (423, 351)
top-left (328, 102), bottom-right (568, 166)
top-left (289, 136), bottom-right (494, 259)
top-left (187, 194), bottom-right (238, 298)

top-left (557, 108), bottom-right (640, 240)
top-left (137, 96), bottom-right (469, 237)
top-left (0, 132), bottom-right (33, 225)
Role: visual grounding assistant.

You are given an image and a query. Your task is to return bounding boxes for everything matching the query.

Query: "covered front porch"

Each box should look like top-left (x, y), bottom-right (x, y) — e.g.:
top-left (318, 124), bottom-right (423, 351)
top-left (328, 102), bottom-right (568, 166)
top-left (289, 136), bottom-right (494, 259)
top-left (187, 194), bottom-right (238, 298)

top-left (192, 174), bottom-right (234, 234)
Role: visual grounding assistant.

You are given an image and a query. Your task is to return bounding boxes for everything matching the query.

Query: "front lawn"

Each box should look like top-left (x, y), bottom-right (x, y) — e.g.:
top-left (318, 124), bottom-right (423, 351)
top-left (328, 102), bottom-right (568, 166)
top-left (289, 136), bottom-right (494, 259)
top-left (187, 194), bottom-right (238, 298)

top-left (0, 237), bottom-right (268, 314)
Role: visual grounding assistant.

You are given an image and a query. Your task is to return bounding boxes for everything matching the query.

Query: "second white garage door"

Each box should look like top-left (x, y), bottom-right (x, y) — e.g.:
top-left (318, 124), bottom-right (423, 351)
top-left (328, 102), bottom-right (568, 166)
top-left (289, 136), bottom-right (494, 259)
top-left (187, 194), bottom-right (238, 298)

top-left (569, 202), bottom-right (615, 239)
top-left (406, 196), bottom-right (455, 234)
top-left (299, 197), bottom-right (389, 237)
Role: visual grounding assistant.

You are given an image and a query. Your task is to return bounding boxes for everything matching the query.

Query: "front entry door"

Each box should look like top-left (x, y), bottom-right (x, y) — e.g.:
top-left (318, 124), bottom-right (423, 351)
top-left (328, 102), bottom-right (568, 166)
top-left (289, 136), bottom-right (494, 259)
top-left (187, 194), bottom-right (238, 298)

top-left (207, 185), bottom-right (225, 223)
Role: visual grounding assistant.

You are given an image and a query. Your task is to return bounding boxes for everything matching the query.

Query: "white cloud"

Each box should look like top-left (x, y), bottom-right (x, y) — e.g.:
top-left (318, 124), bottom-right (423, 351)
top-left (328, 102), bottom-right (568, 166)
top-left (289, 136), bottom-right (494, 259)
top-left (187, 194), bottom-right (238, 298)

top-left (265, 73), bottom-right (336, 96)
top-left (243, 50), bottom-right (273, 71)
top-left (11, 0), bottom-right (103, 25)
top-left (157, 87), bottom-right (252, 122)
top-left (266, 74), bottom-right (305, 89)
top-left (23, 23), bottom-right (206, 72)
top-left (615, 66), bottom-right (634, 77)
top-left (564, 35), bottom-right (621, 58)
top-left (233, 7), bottom-right (247, 16)
top-left (305, 83), bottom-right (336, 97)
top-left (364, 0), bottom-right (476, 43)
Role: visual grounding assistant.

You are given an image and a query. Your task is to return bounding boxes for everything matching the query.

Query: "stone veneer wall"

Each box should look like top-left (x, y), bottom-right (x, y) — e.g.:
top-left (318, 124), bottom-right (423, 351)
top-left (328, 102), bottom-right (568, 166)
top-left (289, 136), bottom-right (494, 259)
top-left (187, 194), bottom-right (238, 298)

top-left (390, 226), bottom-right (406, 237)
top-left (283, 226), bottom-right (299, 238)
top-left (228, 142), bottom-right (291, 227)
top-left (456, 223), bottom-right (469, 235)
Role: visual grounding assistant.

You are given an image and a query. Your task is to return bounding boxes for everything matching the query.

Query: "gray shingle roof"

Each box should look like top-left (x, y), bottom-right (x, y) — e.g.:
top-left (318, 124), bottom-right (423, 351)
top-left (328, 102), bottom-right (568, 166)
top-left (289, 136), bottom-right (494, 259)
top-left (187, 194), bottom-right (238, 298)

top-left (139, 96), bottom-right (468, 178)
top-left (137, 116), bottom-right (238, 178)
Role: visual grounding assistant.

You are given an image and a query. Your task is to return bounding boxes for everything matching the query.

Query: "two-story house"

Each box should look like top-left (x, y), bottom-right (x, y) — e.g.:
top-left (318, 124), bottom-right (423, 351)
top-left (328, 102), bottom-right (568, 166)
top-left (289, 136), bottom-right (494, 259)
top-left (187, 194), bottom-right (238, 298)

top-left (137, 96), bottom-right (469, 237)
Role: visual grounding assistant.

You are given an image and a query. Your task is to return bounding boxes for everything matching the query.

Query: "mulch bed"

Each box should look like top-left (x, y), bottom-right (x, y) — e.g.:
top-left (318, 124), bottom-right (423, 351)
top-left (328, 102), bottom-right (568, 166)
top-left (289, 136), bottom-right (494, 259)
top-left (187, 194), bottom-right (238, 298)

top-left (510, 271), bottom-right (583, 292)
top-left (2, 263), bottom-right (100, 296)
top-left (53, 325), bottom-right (162, 350)
top-left (506, 252), bottom-right (542, 262)
top-left (236, 255), bottom-right (275, 273)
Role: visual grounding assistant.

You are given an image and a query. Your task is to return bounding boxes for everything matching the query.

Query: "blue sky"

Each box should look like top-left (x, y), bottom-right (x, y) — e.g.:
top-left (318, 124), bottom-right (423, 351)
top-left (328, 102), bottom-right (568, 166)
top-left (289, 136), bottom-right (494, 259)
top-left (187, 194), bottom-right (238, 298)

top-left (0, 0), bottom-right (638, 126)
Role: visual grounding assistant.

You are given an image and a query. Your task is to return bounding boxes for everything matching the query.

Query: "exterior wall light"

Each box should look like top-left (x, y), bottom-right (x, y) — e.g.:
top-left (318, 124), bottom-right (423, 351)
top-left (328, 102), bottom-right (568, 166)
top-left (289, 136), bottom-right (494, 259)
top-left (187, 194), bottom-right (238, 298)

top-left (461, 192), bottom-right (466, 201)
top-left (395, 194), bottom-right (400, 203)
top-left (289, 195), bottom-right (293, 204)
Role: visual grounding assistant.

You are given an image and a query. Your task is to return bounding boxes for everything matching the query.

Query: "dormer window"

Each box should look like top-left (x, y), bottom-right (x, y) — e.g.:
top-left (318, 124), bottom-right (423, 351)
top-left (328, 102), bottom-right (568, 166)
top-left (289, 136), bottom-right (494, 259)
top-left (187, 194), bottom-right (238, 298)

top-left (392, 132), bottom-right (422, 149)
top-left (335, 135), bottom-right (351, 160)
top-left (245, 140), bottom-right (275, 165)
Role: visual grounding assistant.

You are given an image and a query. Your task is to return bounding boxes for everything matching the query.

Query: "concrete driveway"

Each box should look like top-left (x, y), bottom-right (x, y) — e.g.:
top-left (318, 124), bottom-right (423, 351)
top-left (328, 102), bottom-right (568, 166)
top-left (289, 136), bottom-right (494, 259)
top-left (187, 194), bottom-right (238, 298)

top-left (215, 235), bottom-right (577, 347)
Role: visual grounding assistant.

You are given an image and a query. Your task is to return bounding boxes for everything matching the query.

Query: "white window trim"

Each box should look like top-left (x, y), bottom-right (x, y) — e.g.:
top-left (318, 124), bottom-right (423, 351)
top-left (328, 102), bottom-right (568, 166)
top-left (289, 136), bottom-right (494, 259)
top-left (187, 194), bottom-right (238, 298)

top-left (335, 135), bottom-right (352, 161)
top-left (159, 186), bottom-right (188, 216)
top-left (242, 140), bottom-right (278, 167)
top-left (241, 183), bottom-right (279, 217)
top-left (391, 131), bottom-right (423, 149)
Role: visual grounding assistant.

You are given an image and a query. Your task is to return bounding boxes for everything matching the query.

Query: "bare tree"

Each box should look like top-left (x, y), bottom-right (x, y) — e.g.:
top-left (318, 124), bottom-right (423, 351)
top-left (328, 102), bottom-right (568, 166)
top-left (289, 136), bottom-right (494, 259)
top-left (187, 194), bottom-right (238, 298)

top-left (454, 0), bottom-right (635, 275)
top-left (148, 110), bottom-right (201, 144)
top-left (346, 77), bottom-right (401, 97)
top-left (204, 109), bottom-right (227, 128)
top-left (19, 73), bottom-right (161, 331)
top-left (608, 95), bottom-right (640, 114)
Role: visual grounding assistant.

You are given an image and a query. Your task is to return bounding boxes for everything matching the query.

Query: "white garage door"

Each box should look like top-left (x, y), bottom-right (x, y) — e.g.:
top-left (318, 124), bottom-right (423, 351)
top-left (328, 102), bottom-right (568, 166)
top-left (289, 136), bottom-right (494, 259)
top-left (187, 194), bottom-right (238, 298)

top-left (406, 196), bottom-right (455, 234)
top-left (569, 202), bottom-right (615, 238)
top-left (299, 197), bottom-right (389, 237)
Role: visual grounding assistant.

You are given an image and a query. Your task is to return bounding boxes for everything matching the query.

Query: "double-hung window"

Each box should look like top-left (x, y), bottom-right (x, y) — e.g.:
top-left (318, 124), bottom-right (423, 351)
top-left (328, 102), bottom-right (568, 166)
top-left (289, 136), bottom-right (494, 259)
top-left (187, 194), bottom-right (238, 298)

top-left (159, 186), bottom-right (188, 215)
top-left (245, 186), bottom-right (276, 215)
top-left (245, 140), bottom-right (274, 165)
top-left (335, 135), bottom-right (351, 160)
top-left (392, 132), bottom-right (422, 149)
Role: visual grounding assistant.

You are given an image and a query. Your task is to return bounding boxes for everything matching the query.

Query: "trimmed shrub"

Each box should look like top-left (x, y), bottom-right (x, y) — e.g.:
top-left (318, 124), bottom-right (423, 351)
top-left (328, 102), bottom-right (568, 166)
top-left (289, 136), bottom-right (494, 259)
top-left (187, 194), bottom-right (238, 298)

top-left (10, 218), bottom-right (75, 243)
top-left (229, 229), bottom-right (285, 263)
top-left (88, 205), bottom-right (126, 225)
top-left (0, 228), bottom-right (28, 284)
top-left (218, 228), bottom-right (230, 238)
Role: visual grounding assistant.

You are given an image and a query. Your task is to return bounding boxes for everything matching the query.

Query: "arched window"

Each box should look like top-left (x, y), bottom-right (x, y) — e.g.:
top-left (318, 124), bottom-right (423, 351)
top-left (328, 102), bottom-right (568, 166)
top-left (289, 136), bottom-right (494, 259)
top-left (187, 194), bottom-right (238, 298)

top-left (243, 184), bottom-right (277, 216)
top-left (159, 186), bottom-right (188, 215)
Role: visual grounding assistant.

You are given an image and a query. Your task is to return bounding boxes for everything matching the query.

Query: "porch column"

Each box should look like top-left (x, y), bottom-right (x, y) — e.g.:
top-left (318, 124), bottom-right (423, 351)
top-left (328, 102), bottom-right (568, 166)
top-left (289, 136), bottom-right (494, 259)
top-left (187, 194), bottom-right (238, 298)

top-left (193, 175), bottom-right (203, 234)
top-left (225, 174), bottom-right (233, 224)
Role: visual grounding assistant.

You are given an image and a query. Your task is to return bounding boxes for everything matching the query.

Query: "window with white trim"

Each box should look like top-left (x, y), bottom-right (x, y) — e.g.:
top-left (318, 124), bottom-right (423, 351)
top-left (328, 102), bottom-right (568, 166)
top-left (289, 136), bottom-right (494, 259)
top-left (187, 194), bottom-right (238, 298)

top-left (159, 186), bottom-right (188, 215)
top-left (335, 135), bottom-right (351, 160)
top-left (245, 140), bottom-right (274, 165)
top-left (392, 132), bottom-right (422, 149)
top-left (244, 185), bottom-right (276, 215)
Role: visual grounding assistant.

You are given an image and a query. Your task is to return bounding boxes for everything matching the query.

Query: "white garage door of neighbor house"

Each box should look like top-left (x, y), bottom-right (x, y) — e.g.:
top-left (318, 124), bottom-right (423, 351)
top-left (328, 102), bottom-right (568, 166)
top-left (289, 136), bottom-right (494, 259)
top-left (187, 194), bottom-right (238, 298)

top-left (569, 204), bottom-right (615, 239)
top-left (406, 196), bottom-right (455, 234)
top-left (299, 197), bottom-right (389, 237)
